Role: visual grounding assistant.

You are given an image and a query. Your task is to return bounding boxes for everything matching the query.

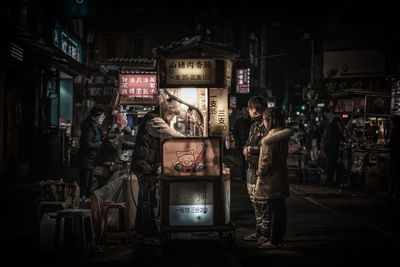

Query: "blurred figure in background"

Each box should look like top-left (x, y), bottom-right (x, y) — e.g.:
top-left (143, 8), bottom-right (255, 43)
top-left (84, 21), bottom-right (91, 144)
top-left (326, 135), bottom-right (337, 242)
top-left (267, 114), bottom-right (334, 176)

top-left (308, 122), bottom-right (321, 167)
top-left (322, 116), bottom-right (343, 187)
top-left (233, 105), bottom-right (252, 182)
top-left (77, 106), bottom-right (105, 199)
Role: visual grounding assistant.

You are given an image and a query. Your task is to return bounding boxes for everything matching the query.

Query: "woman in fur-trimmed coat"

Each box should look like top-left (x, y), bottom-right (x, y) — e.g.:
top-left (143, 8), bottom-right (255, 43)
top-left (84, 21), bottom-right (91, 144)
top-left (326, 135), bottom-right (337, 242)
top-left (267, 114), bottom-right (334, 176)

top-left (255, 107), bottom-right (293, 249)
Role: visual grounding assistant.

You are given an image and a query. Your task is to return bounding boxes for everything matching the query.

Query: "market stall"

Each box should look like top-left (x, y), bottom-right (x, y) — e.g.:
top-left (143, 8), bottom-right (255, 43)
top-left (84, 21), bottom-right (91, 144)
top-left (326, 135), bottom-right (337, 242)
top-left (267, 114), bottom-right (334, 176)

top-left (153, 36), bottom-right (239, 243)
top-left (332, 89), bottom-right (391, 189)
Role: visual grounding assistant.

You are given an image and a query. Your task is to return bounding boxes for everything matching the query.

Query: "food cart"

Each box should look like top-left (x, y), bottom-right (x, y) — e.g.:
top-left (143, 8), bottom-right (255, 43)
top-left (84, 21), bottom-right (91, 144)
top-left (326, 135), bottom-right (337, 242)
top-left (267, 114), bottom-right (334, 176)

top-left (153, 36), bottom-right (239, 243)
top-left (331, 89), bottom-right (391, 189)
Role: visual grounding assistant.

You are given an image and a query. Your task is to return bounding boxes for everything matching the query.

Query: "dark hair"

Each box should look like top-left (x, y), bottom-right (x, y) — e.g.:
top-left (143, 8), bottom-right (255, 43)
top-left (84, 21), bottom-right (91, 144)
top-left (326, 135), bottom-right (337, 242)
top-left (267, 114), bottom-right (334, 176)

top-left (248, 96), bottom-right (267, 114)
top-left (90, 106), bottom-right (105, 117)
top-left (263, 107), bottom-right (285, 131)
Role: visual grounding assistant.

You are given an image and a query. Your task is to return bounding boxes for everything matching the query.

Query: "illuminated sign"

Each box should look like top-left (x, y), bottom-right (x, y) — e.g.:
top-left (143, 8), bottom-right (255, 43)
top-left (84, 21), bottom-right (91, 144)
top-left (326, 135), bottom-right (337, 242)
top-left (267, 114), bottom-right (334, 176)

top-left (162, 138), bottom-right (221, 176)
top-left (209, 88), bottom-right (229, 137)
top-left (236, 68), bottom-right (250, 94)
top-left (52, 23), bottom-right (83, 63)
top-left (229, 96), bottom-right (237, 109)
top-left (165, 59), bottom-right (216, 85)
top-left (169, 182), bottom-right (214, 226)
top-left (119, 74), bottom-right (157, 101)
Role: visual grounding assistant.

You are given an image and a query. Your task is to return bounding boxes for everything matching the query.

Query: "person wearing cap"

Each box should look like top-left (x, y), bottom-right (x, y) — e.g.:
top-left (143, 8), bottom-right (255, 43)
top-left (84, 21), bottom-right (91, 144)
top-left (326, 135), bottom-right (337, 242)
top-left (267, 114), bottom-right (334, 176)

top-left (130, 99), bottom-right (184, 245)
top-left (77, 106), bottom-right (106, 199)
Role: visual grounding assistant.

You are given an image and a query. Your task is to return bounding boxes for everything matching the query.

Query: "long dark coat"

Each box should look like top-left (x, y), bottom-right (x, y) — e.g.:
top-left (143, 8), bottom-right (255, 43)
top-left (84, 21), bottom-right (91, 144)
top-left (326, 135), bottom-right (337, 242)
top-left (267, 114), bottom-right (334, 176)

top-left (78, 117), bottom-right (102, 170)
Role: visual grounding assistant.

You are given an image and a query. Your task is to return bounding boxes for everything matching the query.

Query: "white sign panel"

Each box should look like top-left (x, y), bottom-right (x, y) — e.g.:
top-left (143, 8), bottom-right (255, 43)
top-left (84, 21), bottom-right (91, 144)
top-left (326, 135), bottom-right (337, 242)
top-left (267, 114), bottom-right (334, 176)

top-left (169, 182), bottom-right (214, 226)
top-left (169, 205), bottom-right (214, 226)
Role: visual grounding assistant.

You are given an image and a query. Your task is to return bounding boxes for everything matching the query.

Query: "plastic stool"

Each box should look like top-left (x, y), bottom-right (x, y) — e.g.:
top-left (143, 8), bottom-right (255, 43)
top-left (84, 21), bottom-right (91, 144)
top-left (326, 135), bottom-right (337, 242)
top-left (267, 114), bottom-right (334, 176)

top-left (101, 202), bottom-right (130, 243)
top-left (54, 209), bottom-right (95, 256)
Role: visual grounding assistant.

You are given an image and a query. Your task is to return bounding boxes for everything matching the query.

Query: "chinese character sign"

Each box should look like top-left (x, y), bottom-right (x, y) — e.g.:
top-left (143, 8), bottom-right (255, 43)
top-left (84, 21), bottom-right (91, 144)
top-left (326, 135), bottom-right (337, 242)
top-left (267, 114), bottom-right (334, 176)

top-left (209, 88), bottom-right (229, 137)
top-left (165, 59), bottom-right (216, 85)
top-left (236, 68), bottom-right (250, 94)
top-left (119, 74), bottom-right (157, 100)
top-left (52, 25), bottom-right (82, 63)
top-left (168, 182), bottom-right (214, 226)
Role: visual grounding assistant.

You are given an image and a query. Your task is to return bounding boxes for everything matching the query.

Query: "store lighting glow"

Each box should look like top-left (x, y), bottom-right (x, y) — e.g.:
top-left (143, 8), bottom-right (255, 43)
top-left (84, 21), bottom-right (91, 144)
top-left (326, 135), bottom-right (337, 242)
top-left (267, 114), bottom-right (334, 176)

top-left (179, 88), bottom-right (198, 107)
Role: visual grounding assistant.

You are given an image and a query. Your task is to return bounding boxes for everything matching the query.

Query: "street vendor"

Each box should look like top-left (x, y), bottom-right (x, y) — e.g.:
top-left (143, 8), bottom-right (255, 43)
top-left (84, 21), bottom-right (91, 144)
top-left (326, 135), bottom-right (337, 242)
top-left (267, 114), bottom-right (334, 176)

top-left (130, 98), bottom-right (184, 245)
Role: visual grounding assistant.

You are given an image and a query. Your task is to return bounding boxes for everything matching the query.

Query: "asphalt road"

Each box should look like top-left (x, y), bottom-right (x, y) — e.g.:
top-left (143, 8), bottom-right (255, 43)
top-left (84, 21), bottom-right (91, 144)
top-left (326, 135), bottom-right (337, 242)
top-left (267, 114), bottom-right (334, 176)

top-left (2, 150), bottom-right (400, 266)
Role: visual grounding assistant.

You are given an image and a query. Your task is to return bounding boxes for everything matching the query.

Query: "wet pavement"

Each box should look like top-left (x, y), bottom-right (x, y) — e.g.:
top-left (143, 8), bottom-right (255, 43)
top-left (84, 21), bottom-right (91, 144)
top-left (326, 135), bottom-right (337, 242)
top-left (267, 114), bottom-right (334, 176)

top-left (1, 149), bottom-right (400, 266)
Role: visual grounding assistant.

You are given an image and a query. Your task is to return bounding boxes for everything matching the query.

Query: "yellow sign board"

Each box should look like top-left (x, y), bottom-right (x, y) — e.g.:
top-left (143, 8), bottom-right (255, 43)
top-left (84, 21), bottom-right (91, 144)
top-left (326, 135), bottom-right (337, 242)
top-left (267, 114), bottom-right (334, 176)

top-left (209, 88), bottom-right (229, 137)
top-left (165, 59), bottom-right (216, 85)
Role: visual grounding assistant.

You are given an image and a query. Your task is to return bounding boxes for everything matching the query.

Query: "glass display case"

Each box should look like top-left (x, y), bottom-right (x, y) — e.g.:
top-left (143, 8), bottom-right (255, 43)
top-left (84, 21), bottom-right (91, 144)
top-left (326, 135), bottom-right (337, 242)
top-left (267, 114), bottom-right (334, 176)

top-left (160, 88), bottom-right (208, 137)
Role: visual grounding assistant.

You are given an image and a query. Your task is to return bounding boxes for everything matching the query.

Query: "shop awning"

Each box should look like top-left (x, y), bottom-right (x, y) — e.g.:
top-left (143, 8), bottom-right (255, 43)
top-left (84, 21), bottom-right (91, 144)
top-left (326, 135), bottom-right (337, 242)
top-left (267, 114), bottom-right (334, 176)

top-left (14, 28), bottom-right (91, 77)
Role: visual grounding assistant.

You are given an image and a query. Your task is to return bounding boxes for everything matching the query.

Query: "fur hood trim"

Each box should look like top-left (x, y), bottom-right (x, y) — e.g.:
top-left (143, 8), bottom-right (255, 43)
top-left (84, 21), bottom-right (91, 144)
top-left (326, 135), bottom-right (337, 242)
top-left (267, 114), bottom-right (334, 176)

top-left (261, 127), bottom-right (293, 146)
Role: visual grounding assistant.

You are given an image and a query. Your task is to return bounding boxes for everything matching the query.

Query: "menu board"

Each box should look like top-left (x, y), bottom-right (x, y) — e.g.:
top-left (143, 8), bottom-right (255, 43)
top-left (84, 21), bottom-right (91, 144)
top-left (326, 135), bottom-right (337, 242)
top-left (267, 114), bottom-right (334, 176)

top-left (119, 74), bottom-right (157, 102)
top-left (165, 59), bottom-right (216, 86)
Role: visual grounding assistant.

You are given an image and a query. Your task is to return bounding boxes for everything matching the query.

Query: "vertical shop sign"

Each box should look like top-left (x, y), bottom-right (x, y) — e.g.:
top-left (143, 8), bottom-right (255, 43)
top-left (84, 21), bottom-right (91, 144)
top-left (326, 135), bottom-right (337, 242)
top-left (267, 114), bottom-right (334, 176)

top-left (119, 74), bottom-right (157, 101)
top-left (224, 60), bottom-right (232, 89)
top-left (52, 23), bottom-right (83, 63)
top-left (236, 68), bottom-right (250, 94)
top-left (165, 59), bottom-right (215, 86)
top-left (391, 79), bottom-right (400, 116)
top-left (209, 88), bottom-right (229, 136)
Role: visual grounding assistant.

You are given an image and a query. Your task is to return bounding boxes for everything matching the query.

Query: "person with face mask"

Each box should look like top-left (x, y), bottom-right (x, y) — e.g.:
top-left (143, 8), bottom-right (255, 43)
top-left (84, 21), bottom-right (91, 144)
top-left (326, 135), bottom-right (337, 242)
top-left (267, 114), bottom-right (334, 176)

top-left (77, 106), bottom-right (106, 199)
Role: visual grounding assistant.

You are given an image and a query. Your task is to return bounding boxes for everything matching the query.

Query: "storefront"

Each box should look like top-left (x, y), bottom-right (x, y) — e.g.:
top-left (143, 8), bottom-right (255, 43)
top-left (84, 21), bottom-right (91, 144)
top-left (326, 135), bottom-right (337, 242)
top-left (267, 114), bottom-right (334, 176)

top-left (331, 89), bottom-right (391, 189)
top-left (4, 26), bottom-right (90, 178)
